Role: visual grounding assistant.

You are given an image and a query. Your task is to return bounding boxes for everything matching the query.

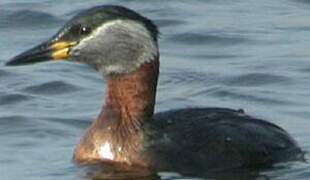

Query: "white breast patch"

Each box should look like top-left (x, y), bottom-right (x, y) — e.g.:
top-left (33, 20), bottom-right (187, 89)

top-left (98, 142), bottom-right (114, 160)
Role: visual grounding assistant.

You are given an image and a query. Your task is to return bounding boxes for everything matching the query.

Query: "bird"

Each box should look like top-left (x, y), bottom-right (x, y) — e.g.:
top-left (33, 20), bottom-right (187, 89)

top-left (6, 5), bottom-right (304, 177)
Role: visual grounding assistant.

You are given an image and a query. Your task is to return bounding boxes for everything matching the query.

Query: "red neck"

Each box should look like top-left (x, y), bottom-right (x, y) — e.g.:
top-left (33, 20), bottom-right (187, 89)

top-left (74, 56), bottom-right (159, 166)
top-left (101, 58), bottom-right (159, 129)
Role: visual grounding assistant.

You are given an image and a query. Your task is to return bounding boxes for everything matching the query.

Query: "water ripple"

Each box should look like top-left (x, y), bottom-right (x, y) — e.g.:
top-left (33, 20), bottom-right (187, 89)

top-left (190, 54), bottom-right (246, 60)
top-left (44, 117), bottom-right (90, 129)
top-left (224, 73), bottom-right (291, 87)
top-left (0, 93), bottom-right (30, 105)
top-left (275, 26), bottom-right (310, 32)
top-left (23, 81), bottom-right (80, 95)
top-left (161, 70), bottom-right (215, 85)
top-left (0, 115), bottom-right (33, 135)
top-left (168, 33), bottom-right (249, 46)
top-left (0, 10), bottom-right (63, 29)
top-left (294, 0), bottom-right (310, 5)
top-left (0, 69), bottom-right (13, 77)
top-left (211, 89), bottom-right (288, 105)
top-left (154, 19), bottom-right (186, 28)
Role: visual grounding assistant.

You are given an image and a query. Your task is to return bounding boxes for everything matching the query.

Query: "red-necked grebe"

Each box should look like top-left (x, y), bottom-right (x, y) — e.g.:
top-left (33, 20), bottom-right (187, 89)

top-left (6, 5), bottom-right (303, 175)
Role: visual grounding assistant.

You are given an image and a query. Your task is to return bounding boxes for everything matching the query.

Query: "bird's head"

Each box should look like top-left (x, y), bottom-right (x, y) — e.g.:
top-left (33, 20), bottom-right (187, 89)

top-left (6, 5), bottom-right (159, 75)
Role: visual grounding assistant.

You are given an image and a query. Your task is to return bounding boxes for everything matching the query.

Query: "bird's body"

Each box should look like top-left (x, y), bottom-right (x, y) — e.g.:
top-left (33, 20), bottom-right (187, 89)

top-left (147, 107), bottom-right (302, 173)
top-left (6, 5), bottom-right (303, 176)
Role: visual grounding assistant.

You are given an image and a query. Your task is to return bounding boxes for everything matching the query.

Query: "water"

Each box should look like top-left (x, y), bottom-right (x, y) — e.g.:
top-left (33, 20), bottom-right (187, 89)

top-left (1, 0), bottom-right (310, 179)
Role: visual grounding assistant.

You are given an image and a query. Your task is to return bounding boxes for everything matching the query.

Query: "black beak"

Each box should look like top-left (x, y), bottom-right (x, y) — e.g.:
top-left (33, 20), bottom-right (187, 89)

top-left (6, 40), bottom-right (76, 66)
top-left (6, 42), bottom-right (53, 66)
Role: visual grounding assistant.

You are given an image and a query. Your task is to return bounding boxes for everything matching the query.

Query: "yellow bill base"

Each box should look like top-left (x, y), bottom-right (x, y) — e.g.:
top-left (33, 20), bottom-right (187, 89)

top-left (51, 41), bottom-right (77, 60)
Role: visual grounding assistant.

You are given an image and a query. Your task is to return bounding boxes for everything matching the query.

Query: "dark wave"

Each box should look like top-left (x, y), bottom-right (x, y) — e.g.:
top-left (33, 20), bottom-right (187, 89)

top-left (167, 32), bottom-right (249, 46)
top-left (187, 54), bottom-right (247, 60)
top-left (299, 67), bottom-right (310, 72)
top-left (23, 80), bottom-right (80, 95)
top-left (0, 115), bottom-right (34, 135)
top-left (0, 9), bottom-right (64, 29)
top-left (275, 26), bottom-right (310, 32)
top-left (224, 73), bottom-right (291, 87)
top-left (211, 89), bottom-right (288, 105)
top-left (161, 70), bottom-right (214, 85)
top-left (0, 69), bottom-right (13, 77)
top-left (0, 93), bottom-right (30, 105)
top-left (294, 0), bottom-right (310, 5)
top-left (0, 115), bottom-right (75, 138)
top-left (153, 19), bottom-right (186, 28)
top-left (44, 117), bottom-right (91, 129)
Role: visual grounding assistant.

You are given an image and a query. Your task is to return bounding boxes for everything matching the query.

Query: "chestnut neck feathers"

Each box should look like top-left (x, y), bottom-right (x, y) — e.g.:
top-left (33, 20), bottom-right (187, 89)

top-left (102, 57), bottom-right (159, 129)
top-left (74, 56), bottom-right (159, 166)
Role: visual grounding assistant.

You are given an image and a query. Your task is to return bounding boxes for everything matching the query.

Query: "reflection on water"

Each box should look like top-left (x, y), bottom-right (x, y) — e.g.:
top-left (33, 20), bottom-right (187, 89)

top-left (1, 0), bottom-right (310, 180)
top-left (82, 165), bottom-right (159, 180)
top-left (79, 164), bottom-right (264, 180)
top-left (81, 165), bottom-right (298, 180)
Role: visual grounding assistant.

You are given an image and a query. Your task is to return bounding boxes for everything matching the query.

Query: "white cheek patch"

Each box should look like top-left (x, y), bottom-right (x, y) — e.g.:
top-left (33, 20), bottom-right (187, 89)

top-left (99, 142), bottom-right (114, 160)
top-left (72, 19), bottom-right (158, 75)
top-left (99, 64), bottom-right (124, 75)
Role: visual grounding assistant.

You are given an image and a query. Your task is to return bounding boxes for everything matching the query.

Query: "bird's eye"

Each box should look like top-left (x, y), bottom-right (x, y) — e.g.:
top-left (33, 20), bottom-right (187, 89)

top-left (80, 26), bottom-right (91, 35)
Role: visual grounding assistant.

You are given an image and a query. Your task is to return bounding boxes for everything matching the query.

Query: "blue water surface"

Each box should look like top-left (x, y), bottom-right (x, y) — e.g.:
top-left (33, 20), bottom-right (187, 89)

top-left (1, 0), bottom-right (310, 179)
